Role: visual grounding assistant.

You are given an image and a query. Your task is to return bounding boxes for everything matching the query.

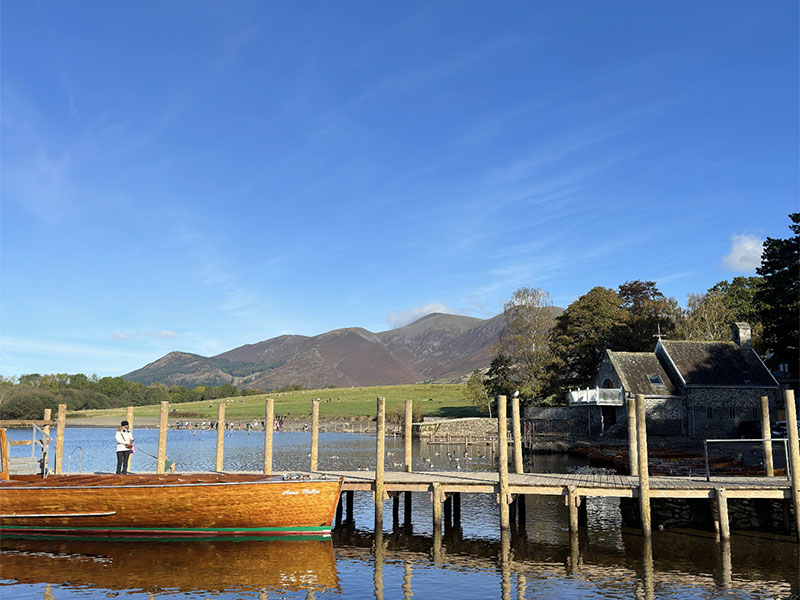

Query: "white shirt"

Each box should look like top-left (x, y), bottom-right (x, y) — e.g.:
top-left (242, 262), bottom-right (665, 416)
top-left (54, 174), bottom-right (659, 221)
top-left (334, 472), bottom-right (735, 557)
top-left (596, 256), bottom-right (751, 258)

top-left (115, 429), bottom-right (133, 452)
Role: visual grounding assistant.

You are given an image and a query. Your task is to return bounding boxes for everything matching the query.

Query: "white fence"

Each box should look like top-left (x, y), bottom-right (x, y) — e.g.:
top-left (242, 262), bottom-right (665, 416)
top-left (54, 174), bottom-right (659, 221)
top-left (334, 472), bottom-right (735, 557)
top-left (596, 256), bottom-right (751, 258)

top-left (568, 388), bottom-right (624, 406)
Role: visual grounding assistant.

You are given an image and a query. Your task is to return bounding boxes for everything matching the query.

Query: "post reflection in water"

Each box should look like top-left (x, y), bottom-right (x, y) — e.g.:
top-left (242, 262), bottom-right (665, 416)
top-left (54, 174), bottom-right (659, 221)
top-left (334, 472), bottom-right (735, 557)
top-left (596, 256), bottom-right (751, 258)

top-left (640, 534), bottom-right (654, 600)
top-left (499, 527), bottom-right (512, 600)
top-left (373, 529), bottom-right (384, 600)
top-left (402, 559), bottom-right (413, 600)
top-left (0, 537), bottom-right (340, 596)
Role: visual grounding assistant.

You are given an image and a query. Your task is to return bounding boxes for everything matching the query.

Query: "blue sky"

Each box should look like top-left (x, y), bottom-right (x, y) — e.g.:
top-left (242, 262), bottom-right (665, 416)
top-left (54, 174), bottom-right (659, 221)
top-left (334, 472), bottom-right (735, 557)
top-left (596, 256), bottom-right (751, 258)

top-left (1, 2), bottom-right (797, 377)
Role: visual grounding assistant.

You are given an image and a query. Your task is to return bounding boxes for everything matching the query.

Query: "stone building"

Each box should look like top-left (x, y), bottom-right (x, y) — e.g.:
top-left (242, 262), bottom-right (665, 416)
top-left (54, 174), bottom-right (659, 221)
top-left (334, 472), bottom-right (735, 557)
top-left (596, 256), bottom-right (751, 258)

top-left (592, 323), bottom-right (779, 438)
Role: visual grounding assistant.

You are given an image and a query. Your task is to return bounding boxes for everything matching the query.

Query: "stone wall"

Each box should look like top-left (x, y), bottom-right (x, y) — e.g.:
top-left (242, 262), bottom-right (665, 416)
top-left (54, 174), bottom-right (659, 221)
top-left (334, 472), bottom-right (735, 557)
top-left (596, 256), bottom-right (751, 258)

top-left (689, 387), bottom-right (777, 438)
top-left (413, 417), bottom-right (499, 438)
top-left (525, 406), bottom-right (592, 437)
top-left (620, 496), bottom-right (795, 534)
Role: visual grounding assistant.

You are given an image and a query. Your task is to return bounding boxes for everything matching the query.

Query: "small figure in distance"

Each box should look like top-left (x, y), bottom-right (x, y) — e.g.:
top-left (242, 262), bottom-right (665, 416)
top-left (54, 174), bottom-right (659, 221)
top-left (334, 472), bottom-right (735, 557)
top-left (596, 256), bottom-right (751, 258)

top-left (164, 456), bottom-right (177, 474)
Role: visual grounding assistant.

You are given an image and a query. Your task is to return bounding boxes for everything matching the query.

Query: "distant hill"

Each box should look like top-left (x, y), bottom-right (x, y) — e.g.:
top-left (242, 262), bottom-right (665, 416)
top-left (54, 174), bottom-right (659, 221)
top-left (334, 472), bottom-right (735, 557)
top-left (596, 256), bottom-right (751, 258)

top-left (123, 309), bottom-right (562, 389)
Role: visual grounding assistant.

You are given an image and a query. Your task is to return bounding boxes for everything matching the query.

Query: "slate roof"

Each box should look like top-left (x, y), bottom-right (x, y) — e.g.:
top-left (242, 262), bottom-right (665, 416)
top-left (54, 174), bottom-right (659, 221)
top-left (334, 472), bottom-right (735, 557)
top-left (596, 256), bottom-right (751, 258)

top-left (658, 340), bottom-right (777, 387)
top-left (606, 351), bottom-right (680, 396)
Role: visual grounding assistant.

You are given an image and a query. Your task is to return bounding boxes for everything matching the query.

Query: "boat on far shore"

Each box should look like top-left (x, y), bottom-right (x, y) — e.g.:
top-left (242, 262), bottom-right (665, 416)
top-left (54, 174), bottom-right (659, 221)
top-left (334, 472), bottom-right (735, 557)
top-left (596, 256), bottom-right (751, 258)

top-left (0, 429), bottom-right (343, 539)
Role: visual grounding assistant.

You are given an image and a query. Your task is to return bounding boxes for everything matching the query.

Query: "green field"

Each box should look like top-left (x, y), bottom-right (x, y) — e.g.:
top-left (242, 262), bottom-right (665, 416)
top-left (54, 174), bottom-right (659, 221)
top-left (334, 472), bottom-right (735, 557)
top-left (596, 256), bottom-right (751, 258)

top-left (71, 383), bottom-right (478, 422)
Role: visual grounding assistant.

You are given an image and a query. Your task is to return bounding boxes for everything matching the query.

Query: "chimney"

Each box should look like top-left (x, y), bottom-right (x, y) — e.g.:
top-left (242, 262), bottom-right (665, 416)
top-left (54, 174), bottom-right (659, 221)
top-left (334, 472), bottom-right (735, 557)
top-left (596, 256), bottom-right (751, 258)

top-left (732, 322), bottom-right (752, 349)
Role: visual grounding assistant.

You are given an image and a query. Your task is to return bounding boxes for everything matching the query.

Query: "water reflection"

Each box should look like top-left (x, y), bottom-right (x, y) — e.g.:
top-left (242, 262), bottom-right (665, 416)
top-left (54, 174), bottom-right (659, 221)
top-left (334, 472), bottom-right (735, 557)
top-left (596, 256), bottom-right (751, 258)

top-left (0, 537), bottom-right (340, 595)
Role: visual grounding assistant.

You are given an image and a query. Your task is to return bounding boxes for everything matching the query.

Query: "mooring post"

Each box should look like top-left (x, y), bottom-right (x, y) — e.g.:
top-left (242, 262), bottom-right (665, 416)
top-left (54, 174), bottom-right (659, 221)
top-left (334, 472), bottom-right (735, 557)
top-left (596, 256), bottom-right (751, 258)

top-left (42, 408), bottom-right (51, 474)
top-left (635, 393), bottom-right (651, 536)
top-left (761, 395), bottom-right (774, 477)
top-left (432, 482), bottom-right (443, 533)
top-left (627, 395), bottom-right (638, 477)
top-left (311, 399), bottom-right (320, 471)
top-left (157, 401), bottom-right (168, 474)
top-left (405, 399), bottom-right (413, 472)
top-left (567, 486), bottom-right (579, 533)
top-left (497, 395), bottom-right (510, 530)
top-left (215, 401), bottom-right (225, 472)
top-left (512, 394), bottom-right (526, 523)
top-left (716, 487), bottom-right (730, 541)
top-left (375, 396), bottom-right (386, 532)
top-left (126, 406), bottom-right (134, 473)
top-left (264, 397), bottom-right (274, 474)
top-left (54, 403), bottom-right (66, 474)
top-left (783, 389), bottom-right (800, 542)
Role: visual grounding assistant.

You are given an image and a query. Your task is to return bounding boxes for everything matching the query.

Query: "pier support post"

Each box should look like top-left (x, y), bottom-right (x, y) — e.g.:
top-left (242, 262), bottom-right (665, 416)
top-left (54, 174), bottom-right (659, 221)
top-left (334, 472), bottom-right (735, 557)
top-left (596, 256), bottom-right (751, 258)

top-left (761, 395), bottom-right (774, 477)
top-left (404, 491), bottom-right (412, 528)
top-left (405, 399), bottom-right (413, 472)
top-left (335, 496), bottom-right (343, 527)
top-left (311, 399), bottom-right (320, 471)
top-left (635, 393), bottom-right (651, 536)
top-left (126, 406), bottom-right (134, 473)
top-left (716, 487), bottom-right (730, 541)
top-left (346, 490), bottom-right (354, 524)
top-left (783, 389), bottom-right (800, 542)
top-left (512, 395), bottom-right (523, 473)
top-left (215, 402), bottom-right (225, 472)
top-left (42, 408), bottom-right (51, 474)
top-left (392, 494), bottom-right (400, 527)
top-left (627, 396), bottom-right (638, 477)
top-left (497, 395), bottom-right (510, 530)
top-left (264, 397), bottom-right (274, 474)
top-left (157, 401), bottom-right (168, 474)
top-left (432, 483), bottom-right (443, 533)
top-left (453, 492), bottom-right (461, 525)
top-left (375, 397), bottom-right (386, 532)
top-left (443, 494), bottom-right (452, 530)
top-left (567, 486), bottom-right (579, 533)
top-left (54, 403), bottom-right (66, 474)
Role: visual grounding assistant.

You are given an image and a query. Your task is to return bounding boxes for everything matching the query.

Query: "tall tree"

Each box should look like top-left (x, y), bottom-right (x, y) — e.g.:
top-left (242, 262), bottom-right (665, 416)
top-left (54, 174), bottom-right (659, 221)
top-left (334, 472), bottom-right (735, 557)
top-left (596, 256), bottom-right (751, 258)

top-left (678, 291), bottom-right (732, 341)
top-left (464, 369), bottom-right (492, 417)
top-left (616, 280), bottom-right (680, 350)
top-left (495, 287), bottom-right (555, 401)
top-left (756, 212), bottom-right (800, 371)
top-left (484, 354), bottom-right (516, 401)
top-left (546, 287), bottom-right (625, 397)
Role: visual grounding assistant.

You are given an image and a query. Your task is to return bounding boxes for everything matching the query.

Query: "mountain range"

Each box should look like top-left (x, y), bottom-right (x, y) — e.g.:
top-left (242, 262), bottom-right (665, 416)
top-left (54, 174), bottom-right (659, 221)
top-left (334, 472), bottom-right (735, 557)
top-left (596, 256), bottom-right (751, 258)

top-left (123, 311), bottom-right (528, 390)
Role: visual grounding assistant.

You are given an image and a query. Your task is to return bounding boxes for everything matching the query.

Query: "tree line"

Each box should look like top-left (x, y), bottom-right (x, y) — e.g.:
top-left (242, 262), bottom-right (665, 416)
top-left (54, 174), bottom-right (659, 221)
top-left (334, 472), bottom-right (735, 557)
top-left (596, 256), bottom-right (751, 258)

top-left (467, 212), bottom-right (799, 413)
top-left (0, 374), bottom-right (263, 420)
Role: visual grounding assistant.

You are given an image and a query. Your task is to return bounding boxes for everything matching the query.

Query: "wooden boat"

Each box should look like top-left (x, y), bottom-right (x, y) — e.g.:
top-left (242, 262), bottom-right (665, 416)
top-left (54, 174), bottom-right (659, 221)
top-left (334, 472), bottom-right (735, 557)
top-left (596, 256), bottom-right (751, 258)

top-left (0, 536), bottom-right (340, 594)
top-left (0, 429), bottom-right (343, 539)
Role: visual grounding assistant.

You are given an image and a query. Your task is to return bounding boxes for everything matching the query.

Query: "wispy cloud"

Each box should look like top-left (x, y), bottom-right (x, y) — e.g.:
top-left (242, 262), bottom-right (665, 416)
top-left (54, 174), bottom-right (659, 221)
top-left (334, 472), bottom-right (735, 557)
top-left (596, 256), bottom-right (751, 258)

top-left (387, 303), bottom-right (454, 328)
top-left (722, 234), bottom-right (763, 271)
top-left (112, 330), bottom-right (180, 341)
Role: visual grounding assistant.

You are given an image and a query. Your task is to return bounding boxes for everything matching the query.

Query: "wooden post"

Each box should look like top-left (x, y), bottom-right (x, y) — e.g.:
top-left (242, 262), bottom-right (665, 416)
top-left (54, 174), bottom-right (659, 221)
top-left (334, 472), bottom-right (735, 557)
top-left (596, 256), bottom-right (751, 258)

top-left (346, 490), bottom-right (354, 523)
top-left (627, 396), bottom-right (638, 477)
top-left (264, 397), bottom-right (274, 474)
top-left (42, 408), bottom-right (51, 474)
top-left (567, 486), bottom-right (579, 533)
top-left (404, 399), bottom-right (413, 472)
top-left (512, 395), bottom-right (523, 473)
top-left (126, 406), bottom-right (134, 473)
top-left (453, 492), bottom-right (461, 525)
top-left (443, 494), bottom-right (452, 529)
top-left (335, 497), bottom-right (343, 527)
top-left (375, 397), bottom-right (386, 531)
top-left (404, 491), bottom-right (412, 528)
top-left (215, 402), bottom-right (225, 472)
top-left (311, 399), bottom-right (320, 471)
top-left (155, 401), bottom-right (168, 474)
top-left (716, 487), bottom-right (730, 541)
top-left (497, 395), bottom-right (510, 530)
top-left (392, 494), bottom-right (400, 526)
top-left (760, 395), bottom-right (774, 477)
top-left (635, 393), bottom-right (651, 536)
top-left (432, 482), bottom-right (443, 534)
top-left (54, 404), bottom-right (66, 474)
top-left (783, 389), bottom-right (800, 542)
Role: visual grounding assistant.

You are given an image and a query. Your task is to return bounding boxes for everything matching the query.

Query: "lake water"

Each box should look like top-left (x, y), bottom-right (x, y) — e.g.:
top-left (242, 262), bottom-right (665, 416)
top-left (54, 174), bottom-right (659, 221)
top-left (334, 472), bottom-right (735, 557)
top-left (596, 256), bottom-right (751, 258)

top-left (1, 428), bottom-right (798, 599)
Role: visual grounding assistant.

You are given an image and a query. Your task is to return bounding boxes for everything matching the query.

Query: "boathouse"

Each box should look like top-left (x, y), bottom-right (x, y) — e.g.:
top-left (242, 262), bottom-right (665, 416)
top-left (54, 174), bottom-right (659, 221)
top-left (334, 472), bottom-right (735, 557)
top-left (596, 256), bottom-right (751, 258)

top-left (592, 322), bottom-right (779, 438)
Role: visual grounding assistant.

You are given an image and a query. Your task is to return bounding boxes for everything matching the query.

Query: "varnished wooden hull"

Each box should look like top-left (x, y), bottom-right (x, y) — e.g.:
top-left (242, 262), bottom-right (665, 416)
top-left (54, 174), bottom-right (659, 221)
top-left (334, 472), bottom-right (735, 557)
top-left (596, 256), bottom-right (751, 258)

top-left (0, 537), bottom-right (340, 593)
top-left (0, 473), bottom-right (342, 538)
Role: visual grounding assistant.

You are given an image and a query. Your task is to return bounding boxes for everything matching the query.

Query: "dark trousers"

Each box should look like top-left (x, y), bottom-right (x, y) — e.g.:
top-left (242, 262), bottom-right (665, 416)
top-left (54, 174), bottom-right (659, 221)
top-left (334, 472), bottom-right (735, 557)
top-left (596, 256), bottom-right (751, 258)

top-left (116, 450), bottom-right (131, 474)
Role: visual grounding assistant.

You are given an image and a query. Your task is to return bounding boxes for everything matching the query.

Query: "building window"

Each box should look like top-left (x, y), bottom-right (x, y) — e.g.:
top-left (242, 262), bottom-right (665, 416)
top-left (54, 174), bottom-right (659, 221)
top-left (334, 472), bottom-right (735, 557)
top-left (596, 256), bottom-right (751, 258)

top-left (707, 407), bottom-right (713, 419)
top-left (647, 374), bottom-right (663, 385)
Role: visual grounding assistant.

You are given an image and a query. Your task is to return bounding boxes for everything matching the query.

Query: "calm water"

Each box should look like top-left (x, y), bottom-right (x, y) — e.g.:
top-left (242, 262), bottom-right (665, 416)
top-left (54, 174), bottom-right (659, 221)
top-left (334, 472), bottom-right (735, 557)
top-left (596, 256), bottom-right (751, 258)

top-left (2, 428), bottom-right (798, 599)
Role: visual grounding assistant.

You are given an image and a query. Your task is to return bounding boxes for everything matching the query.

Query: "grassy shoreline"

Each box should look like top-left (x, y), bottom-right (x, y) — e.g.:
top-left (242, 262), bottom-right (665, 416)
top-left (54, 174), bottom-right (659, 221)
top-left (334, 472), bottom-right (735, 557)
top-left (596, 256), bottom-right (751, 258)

top-left (68, 383), bottom-right (478, 425)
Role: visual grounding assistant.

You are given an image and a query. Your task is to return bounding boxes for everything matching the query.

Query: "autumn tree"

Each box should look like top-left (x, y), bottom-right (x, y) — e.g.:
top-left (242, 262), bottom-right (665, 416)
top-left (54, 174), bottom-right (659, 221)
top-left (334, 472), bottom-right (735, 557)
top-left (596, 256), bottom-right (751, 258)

top-left (616, 280), bottom-right (680, 350)
top-left (465, 369), bottom-right (492, 417)
top-left (495, 287), bottom-right (556, 401)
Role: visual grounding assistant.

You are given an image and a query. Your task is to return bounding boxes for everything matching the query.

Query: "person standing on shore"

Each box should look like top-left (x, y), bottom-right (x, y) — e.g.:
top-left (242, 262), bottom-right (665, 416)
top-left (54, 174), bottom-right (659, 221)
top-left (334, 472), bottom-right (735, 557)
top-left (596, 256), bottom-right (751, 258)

top-left (115, 420), bottom-right (134, 474)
